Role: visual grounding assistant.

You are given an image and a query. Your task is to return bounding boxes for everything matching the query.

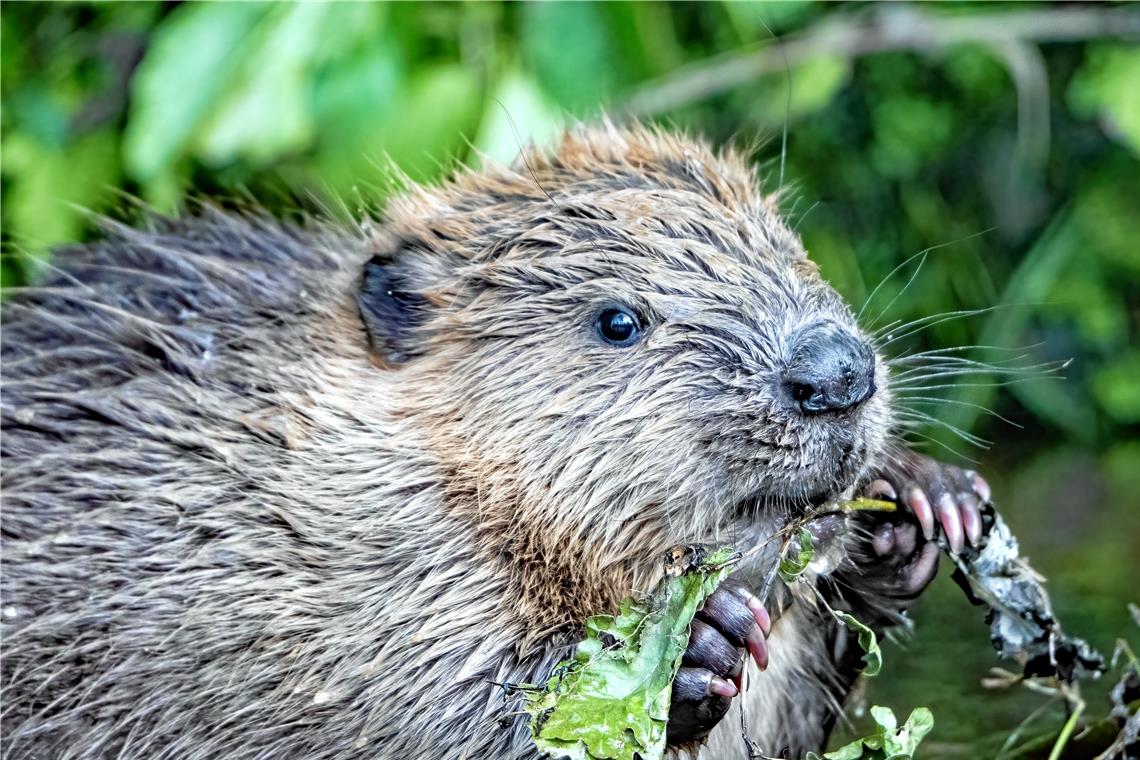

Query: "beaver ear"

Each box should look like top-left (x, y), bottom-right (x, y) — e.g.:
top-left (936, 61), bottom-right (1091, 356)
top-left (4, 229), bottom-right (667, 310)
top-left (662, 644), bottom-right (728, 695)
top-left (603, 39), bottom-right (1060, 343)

top-left (357, 253), bottom-right (430, 364)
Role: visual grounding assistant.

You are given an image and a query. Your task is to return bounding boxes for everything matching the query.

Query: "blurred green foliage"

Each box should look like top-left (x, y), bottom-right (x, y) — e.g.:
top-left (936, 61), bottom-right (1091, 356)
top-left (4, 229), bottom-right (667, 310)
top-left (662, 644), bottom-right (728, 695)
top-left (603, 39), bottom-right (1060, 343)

top-left (1, 3), bottom-right (1138, 753)
top-left (3, 2), bottom-right (1137, 448)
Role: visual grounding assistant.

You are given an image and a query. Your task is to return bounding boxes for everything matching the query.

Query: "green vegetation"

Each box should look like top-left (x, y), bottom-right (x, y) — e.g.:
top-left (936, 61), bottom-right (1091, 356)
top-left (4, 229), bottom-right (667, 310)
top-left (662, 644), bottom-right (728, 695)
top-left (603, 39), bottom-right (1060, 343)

top-left (808, 706), bottom-right (935, 760)
top-left (3, 3), bottom-right (1137, 442)
top-left (2, 2), bottom-right (1137, 756)
top-left (523, 547), bottom-right (736, 760)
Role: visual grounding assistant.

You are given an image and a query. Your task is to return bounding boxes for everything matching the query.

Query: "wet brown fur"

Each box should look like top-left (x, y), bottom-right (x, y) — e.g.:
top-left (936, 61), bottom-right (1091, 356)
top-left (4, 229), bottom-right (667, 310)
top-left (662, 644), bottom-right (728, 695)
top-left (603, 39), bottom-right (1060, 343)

top-left (3, 124), bottom-right (901, 758)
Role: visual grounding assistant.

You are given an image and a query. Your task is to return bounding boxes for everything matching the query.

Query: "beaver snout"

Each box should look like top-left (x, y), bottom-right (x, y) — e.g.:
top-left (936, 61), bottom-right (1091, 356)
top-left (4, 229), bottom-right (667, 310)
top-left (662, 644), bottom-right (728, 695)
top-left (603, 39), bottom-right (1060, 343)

top-left (782, 322), bottom-right (876, 415)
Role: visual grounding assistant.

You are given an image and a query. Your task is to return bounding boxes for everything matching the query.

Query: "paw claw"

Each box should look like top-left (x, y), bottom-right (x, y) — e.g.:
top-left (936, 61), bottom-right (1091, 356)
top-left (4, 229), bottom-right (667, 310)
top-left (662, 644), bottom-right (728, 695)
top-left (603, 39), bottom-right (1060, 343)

top-left (969, 471), bottom-right (992, 503)
top-left (863, 478), bottom-right (897, 501)
top-left (743, 593), bottom-right (772, 637)
top-left (959, 494), bottom-right (982, 547)
top-left (746, 627), bottom-right (769, 671)
top-left (936, 492), bottom-right (964, 554)
top-left (906, 486), bottom-right (935, 541)
top-left (709, 675), bottom-right (738, 698)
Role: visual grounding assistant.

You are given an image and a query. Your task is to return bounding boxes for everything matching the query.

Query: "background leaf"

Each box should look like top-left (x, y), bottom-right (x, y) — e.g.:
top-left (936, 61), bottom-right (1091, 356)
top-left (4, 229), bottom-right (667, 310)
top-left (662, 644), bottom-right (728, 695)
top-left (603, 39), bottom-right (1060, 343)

top-left (123, 2), bottom-right (270, 180)
top-left (4, 129), bottom-right (119, 279)
top-left (474, 69), bottom-right (564, 165)
top-left (1067, 45), bottom-right (1140, 157)
top-left (521, 1), bottom-right (625, 114)
top-left (193, 3), bottom-right (331, 166)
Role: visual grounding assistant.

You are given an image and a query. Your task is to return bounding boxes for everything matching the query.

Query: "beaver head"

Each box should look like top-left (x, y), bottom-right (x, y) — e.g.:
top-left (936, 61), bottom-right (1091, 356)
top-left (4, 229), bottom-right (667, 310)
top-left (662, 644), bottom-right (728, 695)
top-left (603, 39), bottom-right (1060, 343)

top-left (356, 124), bottom-right (890, 624)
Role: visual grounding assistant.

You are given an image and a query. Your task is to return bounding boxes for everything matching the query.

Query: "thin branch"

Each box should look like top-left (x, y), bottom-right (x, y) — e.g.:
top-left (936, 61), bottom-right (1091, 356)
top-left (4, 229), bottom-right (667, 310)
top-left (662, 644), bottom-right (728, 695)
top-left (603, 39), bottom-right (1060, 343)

top-left (990, 39), bottom-right (1051, 172)
top-left (621, 5), bottom-right (1140, 117)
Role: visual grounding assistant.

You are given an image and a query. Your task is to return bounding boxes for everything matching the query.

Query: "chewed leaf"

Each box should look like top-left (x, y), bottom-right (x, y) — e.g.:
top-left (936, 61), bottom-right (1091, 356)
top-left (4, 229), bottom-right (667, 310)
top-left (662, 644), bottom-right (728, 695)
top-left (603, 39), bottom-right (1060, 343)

top-left (947, 505), bottom-right (1104, 682)
top-left (831, 610), bottom-right (882, 677)
top-left (886, 707), bottom-right (934, 756)
top-left (807, 705), bottom-right (933, 759)
top-left (523, 546), bottom-right (736, 760)
top-left (779, 527), bottom-right (815, 583)
top-left (869, 705), bottom-right (898, 733)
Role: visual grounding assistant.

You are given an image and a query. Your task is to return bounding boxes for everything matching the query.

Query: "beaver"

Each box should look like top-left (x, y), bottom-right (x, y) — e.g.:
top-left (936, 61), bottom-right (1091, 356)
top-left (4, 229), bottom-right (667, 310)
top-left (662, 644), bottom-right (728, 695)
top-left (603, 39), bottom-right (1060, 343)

top-left (0, 123), bottom-right (989, 759)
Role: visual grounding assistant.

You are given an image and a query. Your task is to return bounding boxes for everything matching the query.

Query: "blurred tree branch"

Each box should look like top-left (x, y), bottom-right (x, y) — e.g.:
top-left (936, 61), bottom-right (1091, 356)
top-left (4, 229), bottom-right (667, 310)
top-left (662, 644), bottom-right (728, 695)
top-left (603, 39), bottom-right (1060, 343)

top-left (621, 5), bottom-right (1140, 117)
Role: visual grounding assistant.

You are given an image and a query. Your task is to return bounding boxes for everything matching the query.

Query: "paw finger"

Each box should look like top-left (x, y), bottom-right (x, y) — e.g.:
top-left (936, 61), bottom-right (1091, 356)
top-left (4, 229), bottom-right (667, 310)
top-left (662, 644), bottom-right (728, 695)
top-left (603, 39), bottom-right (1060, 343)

top-left (705, 580), bottom-right (771, 633)
top-left (683, 620), bottom-right (744, 679)
top-left (667, 668), bottom-right (734, 745)
top-left (893, 521), bottom-right (918, 557)
top-left (902, 541), bottom-right (940, 596)
top-left (936, 492), bottom-right (964, 554)
top-left (870, 522), bottom-right (896, 557)
top-left (672, 667), bottom-right (736, 701)
top-left (698, 582), bottom-right (769, 670)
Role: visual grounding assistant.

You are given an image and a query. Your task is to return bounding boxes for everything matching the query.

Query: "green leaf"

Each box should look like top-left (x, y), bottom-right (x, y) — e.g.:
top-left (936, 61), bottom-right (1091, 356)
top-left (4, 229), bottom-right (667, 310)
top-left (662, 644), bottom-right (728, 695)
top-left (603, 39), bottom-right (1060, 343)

top-left (788, 55), bottom-right (850, 117)
top-left (474, 69), bottom-right (565, 166)
top-left (779, 526), bottom-right (815, 583)
top-left (888, 707), bottom-right (934, 757)
top-left (815, 706), bottom-right (933, 759)
top-left (123, 2), bottom-right (271, 179)
top-left (1068, 45), bottom-right (1140, 157)
top-left (194, 3), bottom-right (333, 166)
top-left (4, 129), bottom-right (121, 276)
top-left (520, 1), bottom-right (623, 113)
top-left (378, 64), bottom-right (484, 183)
top-left (822, 743), bottom-right (868, 760)
top-left (525, 547), bottom-right (736, 760)
top-left (870, 705), bottom-right (898, 734)
top-left (831, 610), bottom-right (882, 677)
top-left (1093, 349), bottom-right (1140, 424)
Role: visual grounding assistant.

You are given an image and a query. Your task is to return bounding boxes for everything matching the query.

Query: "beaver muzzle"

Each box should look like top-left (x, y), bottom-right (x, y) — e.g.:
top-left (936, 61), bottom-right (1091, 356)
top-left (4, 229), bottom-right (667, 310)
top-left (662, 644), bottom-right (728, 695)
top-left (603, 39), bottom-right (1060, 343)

top-left (782, 321), bottom-right (876, 416)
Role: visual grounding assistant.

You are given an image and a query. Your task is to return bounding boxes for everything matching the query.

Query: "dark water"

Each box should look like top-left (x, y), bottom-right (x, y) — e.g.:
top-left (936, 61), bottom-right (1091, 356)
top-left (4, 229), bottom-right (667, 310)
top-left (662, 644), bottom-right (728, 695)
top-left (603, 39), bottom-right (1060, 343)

top-left (834, 441), bottom-right (1140, 757)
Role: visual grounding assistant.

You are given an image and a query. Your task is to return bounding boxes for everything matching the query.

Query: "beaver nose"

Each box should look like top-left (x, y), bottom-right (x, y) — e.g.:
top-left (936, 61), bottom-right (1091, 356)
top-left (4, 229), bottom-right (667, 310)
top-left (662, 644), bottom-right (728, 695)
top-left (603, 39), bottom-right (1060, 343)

top-left (783, 323), bottom-right (876, 415)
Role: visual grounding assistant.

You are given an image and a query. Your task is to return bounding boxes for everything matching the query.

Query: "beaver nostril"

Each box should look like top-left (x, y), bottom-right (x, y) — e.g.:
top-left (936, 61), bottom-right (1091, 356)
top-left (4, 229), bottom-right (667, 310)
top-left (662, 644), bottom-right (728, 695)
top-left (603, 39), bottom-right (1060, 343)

top-left (783, 322), bottom-right (876, 416)
top-left (788, 380), bottom-right (816, 404)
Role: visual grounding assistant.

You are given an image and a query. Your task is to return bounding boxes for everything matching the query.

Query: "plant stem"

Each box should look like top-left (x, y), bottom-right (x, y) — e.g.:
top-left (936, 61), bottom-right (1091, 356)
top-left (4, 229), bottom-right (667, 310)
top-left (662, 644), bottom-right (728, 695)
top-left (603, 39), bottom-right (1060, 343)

top-left (1046, 698), bottom-right (1084, 760)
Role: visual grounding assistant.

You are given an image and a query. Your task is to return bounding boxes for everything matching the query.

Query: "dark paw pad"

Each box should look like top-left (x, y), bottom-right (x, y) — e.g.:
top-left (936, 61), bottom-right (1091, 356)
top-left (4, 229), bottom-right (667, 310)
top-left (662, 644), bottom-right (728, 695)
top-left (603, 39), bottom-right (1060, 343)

top-left (855, 517), bottom-right (941, 599)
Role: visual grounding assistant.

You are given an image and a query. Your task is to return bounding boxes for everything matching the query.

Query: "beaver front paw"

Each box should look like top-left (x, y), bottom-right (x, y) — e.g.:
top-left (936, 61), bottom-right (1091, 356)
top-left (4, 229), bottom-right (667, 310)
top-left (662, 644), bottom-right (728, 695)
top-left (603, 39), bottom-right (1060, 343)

top-left (842, 509), bottom-right (942, 602)
top-left (869, 450), bottom-right (992, 555)
top-left (666, 579), bottom-right (771, 747)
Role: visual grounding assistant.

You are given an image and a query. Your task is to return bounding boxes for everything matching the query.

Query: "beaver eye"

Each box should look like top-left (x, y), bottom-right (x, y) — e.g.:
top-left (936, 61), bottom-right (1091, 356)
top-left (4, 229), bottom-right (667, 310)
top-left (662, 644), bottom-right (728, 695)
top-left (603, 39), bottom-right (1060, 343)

top-left (596, 308), bottom-right (641, 347)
